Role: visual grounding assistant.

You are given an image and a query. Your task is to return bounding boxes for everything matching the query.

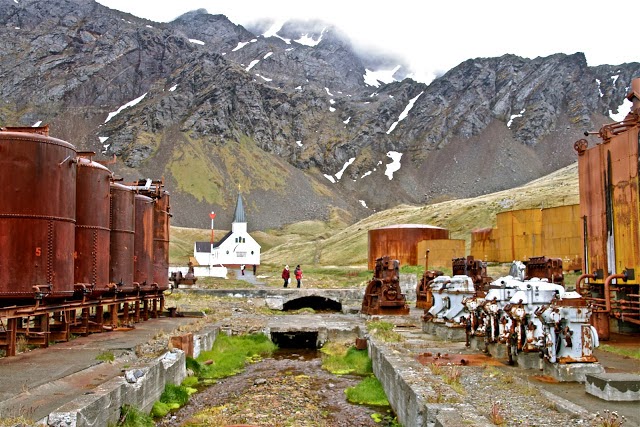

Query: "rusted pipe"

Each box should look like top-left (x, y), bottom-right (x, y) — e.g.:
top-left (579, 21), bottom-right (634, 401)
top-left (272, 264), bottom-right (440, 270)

top-left (575, 273), bottom-right (596, 294)
top-left (603, 273), bottom-right (626, 313)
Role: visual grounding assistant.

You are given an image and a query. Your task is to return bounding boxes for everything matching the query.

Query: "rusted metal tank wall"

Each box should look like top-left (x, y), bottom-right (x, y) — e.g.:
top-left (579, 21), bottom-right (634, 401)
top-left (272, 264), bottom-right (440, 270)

top-left (74, 157), bottom-right (112, 291)
top-left (368, 225), bottom-right (449, 269)
top-left (496, 208), bottom-right (542, 262)
top-left (578, 126), bottom-right (640, 284)
top-left (541, 204), bottom-right (582, 271)
top-left (152, 191), bottom-right (170, 290)
top-left (134, 194), bottom-right (155, 290)
top-left (416, 239), bottom-right (465, 269)
top-left (578, 143), bottom-right (608, 276)
top-left (470, 228), bottom-right (498, 261)
top-left (0, 130), bottom-right (77, 299)
top-left (109, 183), bottom-right (135, 291)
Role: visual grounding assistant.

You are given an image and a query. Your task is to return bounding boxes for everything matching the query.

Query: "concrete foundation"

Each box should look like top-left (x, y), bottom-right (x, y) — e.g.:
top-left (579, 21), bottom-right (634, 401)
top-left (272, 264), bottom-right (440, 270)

top-left (422, 322), bottom-right (467, 342)
top-left (585, 373), bottom-right (640, 401)
top-left (368, 337), bottom-right (493, 427)
top-left (544, 361), bottom-right (605, 383)
top-left (48, 350), bottom-right (186, 427)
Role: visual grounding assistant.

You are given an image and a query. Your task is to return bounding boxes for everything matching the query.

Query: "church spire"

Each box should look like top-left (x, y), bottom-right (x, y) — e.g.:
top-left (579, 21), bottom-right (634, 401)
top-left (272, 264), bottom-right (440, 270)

top-left (233, 193), bottom-right (246, 223)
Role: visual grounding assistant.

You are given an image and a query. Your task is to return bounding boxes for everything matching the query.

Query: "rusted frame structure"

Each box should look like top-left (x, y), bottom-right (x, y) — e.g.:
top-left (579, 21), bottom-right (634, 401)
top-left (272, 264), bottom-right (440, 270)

top-left (0, 292), bottom-right (165, 357)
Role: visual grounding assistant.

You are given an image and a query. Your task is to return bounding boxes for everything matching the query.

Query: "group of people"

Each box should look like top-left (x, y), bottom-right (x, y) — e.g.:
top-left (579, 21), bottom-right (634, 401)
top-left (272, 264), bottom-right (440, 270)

top-left (281, 264), bottom-right (303, 288)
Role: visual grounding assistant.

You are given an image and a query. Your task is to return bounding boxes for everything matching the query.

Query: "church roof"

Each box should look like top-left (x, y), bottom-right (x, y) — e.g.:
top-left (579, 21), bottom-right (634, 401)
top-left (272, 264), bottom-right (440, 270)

top-left (234, 193), bottom-right (246, 223)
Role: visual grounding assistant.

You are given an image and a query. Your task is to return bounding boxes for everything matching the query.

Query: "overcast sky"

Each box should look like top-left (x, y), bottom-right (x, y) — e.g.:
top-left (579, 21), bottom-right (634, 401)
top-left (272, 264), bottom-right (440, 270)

top-left (97, 0), bottom-right (635, 84)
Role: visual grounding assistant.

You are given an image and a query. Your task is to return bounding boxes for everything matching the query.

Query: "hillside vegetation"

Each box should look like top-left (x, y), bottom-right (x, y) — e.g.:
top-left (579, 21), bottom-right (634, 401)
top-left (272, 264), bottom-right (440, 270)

top-left (170, 161), bottom-right (579, 268)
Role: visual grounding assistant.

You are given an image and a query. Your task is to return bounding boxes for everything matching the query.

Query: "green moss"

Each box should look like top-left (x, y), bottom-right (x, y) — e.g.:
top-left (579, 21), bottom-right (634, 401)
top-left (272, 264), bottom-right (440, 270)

top-left (181, 376), bottom-right (199, 387)
top-left (599, 344), bottom-right (640, 360)
top-left (96, 350), bottom-right (115, 362)
top-left (321, 344), bottom-right (372, 376)
top-left (345, 376), bottom-right (390, 407)
top-left (195, 333), bottom-right (277, 379)
top-left (366, 321), bottom-right (404, 343)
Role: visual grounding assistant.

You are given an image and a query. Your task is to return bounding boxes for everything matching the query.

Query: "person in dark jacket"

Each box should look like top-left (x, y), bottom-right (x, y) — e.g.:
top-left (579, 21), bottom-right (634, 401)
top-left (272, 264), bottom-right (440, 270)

top-left (282, 265), bottom-right (290, 288)
top-left (294, 265), bottom-right (303, 288)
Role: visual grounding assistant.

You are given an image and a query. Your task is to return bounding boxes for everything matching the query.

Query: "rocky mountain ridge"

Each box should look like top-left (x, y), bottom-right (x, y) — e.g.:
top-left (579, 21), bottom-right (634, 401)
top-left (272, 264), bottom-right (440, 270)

top-left (1, 0), bottom-right (639, 230)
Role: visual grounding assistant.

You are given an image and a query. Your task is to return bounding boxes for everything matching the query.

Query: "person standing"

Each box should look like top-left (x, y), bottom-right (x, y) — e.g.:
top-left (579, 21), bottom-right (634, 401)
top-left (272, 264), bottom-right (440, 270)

top-left (294, 265), bottom-right (303, 288)
top-left (282, 265), bottom-right (290, 288)
top-left (252, 264), bottom-right (257, 275)
top-left (241, 264), bottom-right (245, 275)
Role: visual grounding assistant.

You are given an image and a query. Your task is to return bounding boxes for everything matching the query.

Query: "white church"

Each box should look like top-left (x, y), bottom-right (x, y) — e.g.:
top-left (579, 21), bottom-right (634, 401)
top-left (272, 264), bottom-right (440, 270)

top-left (193, 193), bottom-right (261, 268)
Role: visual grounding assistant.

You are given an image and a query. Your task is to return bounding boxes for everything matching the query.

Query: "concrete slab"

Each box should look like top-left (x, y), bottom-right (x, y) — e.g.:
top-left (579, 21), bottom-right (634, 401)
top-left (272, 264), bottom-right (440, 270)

top-left (0, 316), bottom-right (196, 422)
top-left (585, 373), bottom-right (640, 401)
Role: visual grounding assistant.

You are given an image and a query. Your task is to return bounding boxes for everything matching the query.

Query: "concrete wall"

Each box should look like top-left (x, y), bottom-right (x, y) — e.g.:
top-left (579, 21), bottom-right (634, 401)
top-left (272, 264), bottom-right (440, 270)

top-left (48, 350), bottom-right (186, 427)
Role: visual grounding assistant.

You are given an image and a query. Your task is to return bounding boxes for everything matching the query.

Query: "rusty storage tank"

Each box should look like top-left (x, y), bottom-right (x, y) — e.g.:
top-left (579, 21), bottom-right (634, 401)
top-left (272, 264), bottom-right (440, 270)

top-left (0, 128), bottom-right (77, 300)
top-left (152, 191), bottom-right (171, 291)
top-left (574, 77), bottom-right (640, 339)
top-left (74, 155), bottom-right (112, 295)
top-left (368, 224), bottom-right (449, 270)
top-left (134, 194), bottom-right (155, 292)
top-left (109, 183), bottom-right (135, 293)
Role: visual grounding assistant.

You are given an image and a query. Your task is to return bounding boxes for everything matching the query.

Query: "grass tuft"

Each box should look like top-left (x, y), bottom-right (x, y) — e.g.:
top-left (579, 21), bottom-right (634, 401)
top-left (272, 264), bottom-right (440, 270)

top-left (345, 376), bottom-right (390, 407)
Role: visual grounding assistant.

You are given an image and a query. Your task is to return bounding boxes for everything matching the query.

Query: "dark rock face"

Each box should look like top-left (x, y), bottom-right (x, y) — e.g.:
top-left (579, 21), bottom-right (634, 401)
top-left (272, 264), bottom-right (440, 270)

top-left (1, 0), bottom-right (639, 229)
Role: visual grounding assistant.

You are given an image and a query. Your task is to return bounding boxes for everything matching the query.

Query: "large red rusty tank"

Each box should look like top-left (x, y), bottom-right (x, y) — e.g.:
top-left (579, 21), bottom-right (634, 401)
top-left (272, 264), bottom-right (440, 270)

top-left (74, 155), bottom-right (112, 295)
top-left (134, 194), bottom-right (155, 291)
top-left (575, 77), bottom-right (640, 339)
top-left (152, 191), bottom-right (171, 291)
top-left (109, 182), bottom-right (135, 292)
top-left (368, 224), bottom-right (449, 269)
top-left (0, 128), bottom-right (77, 300)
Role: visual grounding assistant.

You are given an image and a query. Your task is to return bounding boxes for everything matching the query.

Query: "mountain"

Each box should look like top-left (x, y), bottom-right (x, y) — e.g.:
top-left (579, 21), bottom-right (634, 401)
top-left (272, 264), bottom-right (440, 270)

top-left (1, 0), bottom-right (639, 231)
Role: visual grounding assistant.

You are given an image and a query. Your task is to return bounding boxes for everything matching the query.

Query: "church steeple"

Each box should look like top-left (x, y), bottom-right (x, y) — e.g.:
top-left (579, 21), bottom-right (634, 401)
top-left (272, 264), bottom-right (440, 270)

top-left (233, 193), bottom-right (246, 223)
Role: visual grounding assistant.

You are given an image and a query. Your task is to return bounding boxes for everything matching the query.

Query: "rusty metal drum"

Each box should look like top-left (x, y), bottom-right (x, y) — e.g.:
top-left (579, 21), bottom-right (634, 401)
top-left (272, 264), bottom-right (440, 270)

top-left (109, 183), bottom-right (135, 293)
top-left (75, 156), bottom-right (112, 294)
top-left (152, 191), bottom-right (170, 291)
top-left (134, 194), bottom-right (154, 291)
top-left (368, 224), bottom-right (449, 270)
top-left (0, 130), bottom-right (77, 300)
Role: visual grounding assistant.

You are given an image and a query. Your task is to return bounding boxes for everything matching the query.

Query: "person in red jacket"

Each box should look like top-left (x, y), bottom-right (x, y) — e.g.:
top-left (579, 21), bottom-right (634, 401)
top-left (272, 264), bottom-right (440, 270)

top-left (294, 265), bottom-right (303, 288)
top-left (282, 265), bottom-right (290, 288)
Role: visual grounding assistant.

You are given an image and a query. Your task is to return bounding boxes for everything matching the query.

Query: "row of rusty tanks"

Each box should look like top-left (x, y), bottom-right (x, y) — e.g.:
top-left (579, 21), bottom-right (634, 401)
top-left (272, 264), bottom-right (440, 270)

top-left (0, 126), bottom-right (170, 356)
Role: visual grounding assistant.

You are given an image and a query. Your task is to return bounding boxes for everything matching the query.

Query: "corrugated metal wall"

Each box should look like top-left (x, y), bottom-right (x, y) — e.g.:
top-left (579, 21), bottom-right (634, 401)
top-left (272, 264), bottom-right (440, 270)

top-left (469, 205), bottom-right (582, 266)
top-left (416, 239), bottom-right (466, 270)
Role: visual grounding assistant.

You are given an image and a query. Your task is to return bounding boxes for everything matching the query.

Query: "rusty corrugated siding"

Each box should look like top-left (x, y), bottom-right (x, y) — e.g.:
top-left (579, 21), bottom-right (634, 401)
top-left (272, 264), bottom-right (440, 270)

top-left (417, 239), bottom-right (466, 270)
top-left (541, 204), bottom-right (583, 270)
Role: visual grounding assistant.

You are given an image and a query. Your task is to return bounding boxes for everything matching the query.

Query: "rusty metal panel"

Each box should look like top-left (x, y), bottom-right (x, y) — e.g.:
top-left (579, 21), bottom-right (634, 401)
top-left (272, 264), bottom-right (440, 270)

top-left (368, 225), bottom-right (449, 269)
top-left (134, 194), bottom-right (155, 291)
top-left (417, 239), bottom-right (465, 269)
top-left (0, 131), bottom-right (77, 300)
top-left (152, 191), bottom-right (170, 290)
top-left (470, 228), bottom-right (500, 262)
top-left (541, 205), bottom-right (582, 270)
top-left (611, 127), bottom-right (640, 279)
top-left (109, 183), bottom-right (135, 292)
top-left (578, 141), bottom-right (607, 276)
top-left (74, 157), bottom-right (112, 291)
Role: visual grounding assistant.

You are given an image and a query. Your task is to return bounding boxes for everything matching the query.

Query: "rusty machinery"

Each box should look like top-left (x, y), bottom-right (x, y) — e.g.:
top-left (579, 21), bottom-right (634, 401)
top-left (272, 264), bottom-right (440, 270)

top-left (0, 127), bottom-right (171, 357)
top-left (575, 77), bottom-right (640, 340)
top-left (171, 261), bottom-right (198, 286)
top-left (361, 256), bottom-right (410, 315)
top-left (416, 250), bottom-right (443, 309)
top-left (422, 256), bottom-right (599, 366)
